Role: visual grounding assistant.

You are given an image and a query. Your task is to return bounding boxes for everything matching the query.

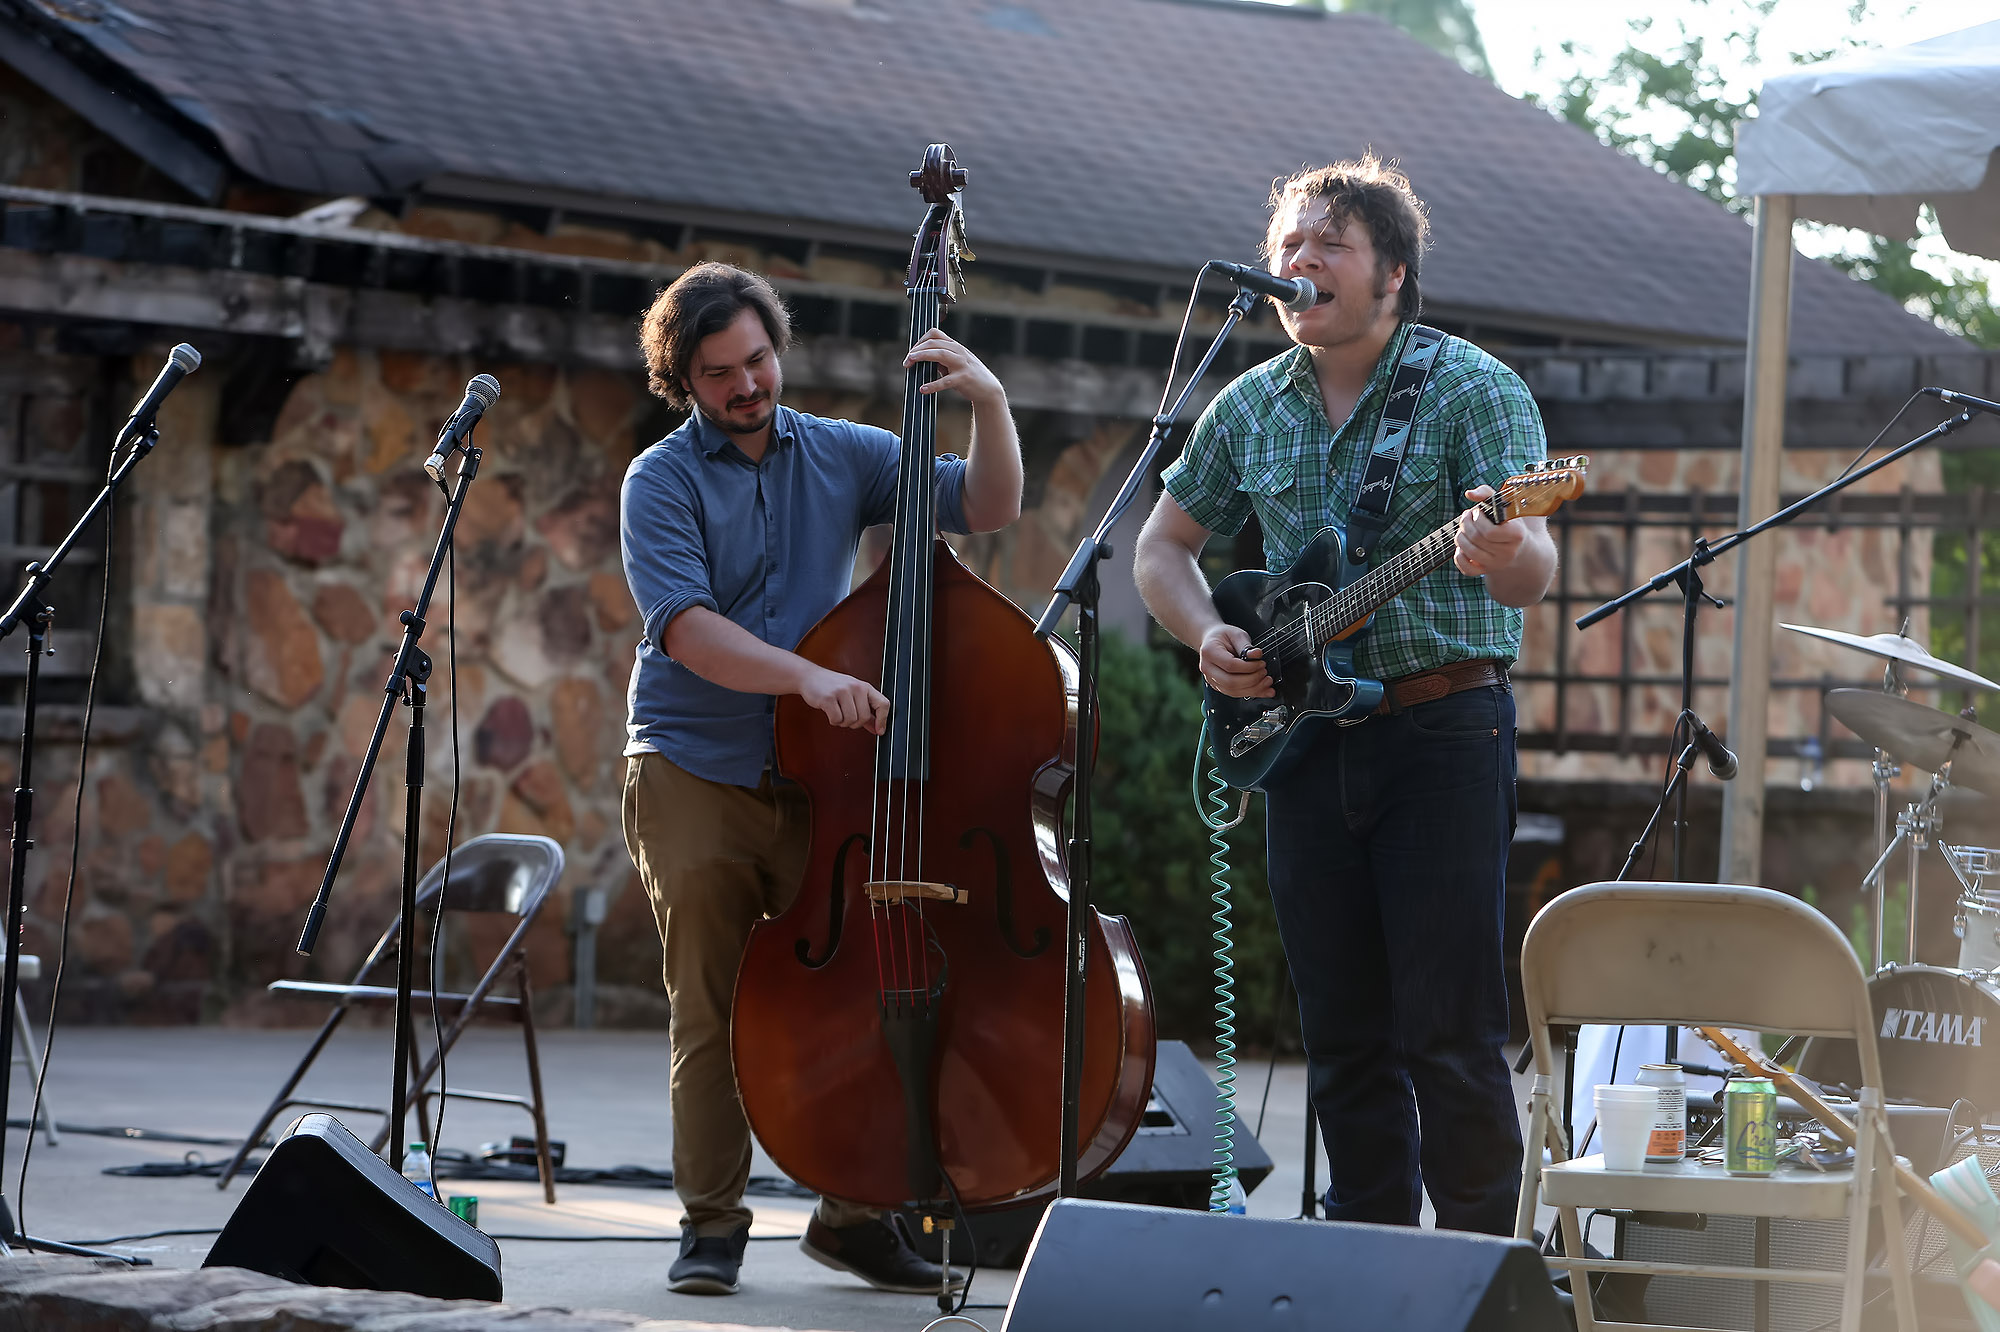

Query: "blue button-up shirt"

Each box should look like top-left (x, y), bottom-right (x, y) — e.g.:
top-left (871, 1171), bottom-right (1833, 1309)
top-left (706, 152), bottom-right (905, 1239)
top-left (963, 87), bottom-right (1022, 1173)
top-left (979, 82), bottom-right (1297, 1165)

top-left (621, 404), bottom-right (970, 787)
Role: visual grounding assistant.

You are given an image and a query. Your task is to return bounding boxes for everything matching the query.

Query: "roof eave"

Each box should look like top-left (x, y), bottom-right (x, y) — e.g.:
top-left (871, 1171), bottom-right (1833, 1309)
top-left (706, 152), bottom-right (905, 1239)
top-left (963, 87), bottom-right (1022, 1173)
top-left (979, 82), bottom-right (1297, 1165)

top-left (0, 13), bottom-right (227, 204)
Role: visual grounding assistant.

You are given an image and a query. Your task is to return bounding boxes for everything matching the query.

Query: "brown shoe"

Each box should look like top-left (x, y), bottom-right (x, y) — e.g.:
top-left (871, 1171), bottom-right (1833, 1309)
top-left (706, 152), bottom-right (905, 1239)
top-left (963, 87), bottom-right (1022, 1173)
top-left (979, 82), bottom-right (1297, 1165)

top-left (800, 1213), bottom-right (965, 1295)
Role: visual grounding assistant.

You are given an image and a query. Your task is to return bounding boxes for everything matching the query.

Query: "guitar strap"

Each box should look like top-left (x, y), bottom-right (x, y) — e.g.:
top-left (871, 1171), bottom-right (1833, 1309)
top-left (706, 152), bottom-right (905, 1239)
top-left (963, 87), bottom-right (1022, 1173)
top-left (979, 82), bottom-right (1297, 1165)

top-left (1342, 322), bottom-right (1446, 578)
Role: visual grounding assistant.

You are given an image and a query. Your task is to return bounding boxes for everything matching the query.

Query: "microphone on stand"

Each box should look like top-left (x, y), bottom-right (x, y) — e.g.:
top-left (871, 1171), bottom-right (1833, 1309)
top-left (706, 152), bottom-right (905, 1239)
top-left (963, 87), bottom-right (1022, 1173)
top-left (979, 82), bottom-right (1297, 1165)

top-left (115, 344), bottom-right (202, 451)
top-left (1923, 385), bottom-right (2000, 417)
top-left (1686, 714), bottom-right (1739, 780)
top-left (424, 375), bottom-right (501, 485)
top-left (1208, 261), bottom-right (1320, 312)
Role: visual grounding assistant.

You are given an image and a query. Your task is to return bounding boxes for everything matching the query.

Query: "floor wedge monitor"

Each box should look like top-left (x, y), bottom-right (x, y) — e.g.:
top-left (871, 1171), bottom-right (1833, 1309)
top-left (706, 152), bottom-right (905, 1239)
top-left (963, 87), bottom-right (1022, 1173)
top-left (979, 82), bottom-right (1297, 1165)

top-left (205, 1112), bottom-right (502, 1301)
top-left (1003, 1199), bottom-right (1564, 1332)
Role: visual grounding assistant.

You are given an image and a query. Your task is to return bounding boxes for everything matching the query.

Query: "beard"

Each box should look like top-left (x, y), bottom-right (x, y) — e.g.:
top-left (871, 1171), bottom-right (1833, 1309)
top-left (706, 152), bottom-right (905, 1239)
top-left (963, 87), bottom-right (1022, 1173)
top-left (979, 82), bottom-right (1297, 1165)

top-left (706, 391), bottom-right (777, 436)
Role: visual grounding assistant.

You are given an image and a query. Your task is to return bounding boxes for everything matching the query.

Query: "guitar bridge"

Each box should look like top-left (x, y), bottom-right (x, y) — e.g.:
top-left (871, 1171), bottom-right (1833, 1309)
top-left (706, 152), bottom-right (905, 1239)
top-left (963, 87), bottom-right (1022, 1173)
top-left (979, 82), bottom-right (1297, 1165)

top-left (1228, 706), bottom-right (1290, 757)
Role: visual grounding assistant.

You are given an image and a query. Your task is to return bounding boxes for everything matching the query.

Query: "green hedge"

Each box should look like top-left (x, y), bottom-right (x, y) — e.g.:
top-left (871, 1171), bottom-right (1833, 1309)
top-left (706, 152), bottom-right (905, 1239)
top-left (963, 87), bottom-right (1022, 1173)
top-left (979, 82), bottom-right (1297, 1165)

top-left (1076, 629), bottom-right (1293, 1050)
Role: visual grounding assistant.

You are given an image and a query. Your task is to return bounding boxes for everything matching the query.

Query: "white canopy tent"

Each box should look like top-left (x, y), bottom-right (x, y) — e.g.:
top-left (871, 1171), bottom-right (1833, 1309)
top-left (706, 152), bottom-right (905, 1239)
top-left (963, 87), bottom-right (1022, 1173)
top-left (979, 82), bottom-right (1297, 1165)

top-left (1717, 21), bottom-right (2000, 887)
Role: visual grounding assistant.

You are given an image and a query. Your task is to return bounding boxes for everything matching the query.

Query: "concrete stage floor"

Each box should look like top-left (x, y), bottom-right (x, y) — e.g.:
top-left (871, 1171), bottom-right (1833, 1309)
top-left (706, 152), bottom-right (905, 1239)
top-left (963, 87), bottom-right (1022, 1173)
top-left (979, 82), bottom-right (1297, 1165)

top-left (0, 1026), bottom-right (1441, 1332)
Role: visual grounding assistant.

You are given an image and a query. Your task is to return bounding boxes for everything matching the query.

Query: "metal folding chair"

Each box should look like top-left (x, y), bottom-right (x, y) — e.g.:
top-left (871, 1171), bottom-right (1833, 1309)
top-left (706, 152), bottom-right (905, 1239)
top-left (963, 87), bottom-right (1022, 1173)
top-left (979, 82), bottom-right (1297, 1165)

top-left (217, 834), bottom-right (565, 1202)
top-left (7, 952), bottom-right (56, 1147)
top-left (1515, 881), bottom-right (1917, 1332)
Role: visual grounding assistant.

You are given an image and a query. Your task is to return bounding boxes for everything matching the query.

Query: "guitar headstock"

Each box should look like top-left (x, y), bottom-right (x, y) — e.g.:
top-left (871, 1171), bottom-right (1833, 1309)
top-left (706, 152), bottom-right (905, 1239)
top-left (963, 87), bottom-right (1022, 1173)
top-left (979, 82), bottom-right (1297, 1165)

top-left (1493, 455), bottom-right (1588, 520)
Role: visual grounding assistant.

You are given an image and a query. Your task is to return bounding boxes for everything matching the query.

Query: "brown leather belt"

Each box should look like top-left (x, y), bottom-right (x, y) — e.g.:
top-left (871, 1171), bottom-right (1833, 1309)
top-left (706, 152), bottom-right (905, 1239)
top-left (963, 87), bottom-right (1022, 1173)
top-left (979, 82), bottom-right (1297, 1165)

top-left (1372, 658), bottom-right (1508, 715)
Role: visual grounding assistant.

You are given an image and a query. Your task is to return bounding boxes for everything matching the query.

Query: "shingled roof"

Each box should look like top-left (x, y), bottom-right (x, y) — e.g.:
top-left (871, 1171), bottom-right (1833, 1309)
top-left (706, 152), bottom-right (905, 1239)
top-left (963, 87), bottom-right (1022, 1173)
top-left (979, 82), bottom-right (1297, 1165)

top-left (1, 0), bottom-right (1959, 353)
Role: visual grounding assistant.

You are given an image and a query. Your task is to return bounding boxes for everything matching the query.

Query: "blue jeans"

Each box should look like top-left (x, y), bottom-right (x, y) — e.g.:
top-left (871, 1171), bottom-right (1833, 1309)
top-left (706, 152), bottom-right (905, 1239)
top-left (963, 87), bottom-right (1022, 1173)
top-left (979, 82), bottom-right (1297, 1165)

top-left (1264, 683), bottom-right (1523, 1235)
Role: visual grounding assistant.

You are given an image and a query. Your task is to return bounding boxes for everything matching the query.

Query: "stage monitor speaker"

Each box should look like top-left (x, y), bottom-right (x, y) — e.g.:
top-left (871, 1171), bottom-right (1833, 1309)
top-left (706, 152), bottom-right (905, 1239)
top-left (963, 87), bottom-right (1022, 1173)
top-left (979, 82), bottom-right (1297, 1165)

top-left (902, 1038), bottom-right (1275, 1267)
top-left (205, 1112), bottom-right (502, 1302)
top-left (1002, 1199), bottom-right (1565, 1331)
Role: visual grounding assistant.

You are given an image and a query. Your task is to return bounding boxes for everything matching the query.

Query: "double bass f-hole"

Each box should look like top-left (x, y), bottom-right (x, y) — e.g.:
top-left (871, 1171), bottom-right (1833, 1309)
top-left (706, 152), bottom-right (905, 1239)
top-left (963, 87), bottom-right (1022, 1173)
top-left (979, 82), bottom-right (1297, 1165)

top-left (960, 824), bottom-right (1048, 959)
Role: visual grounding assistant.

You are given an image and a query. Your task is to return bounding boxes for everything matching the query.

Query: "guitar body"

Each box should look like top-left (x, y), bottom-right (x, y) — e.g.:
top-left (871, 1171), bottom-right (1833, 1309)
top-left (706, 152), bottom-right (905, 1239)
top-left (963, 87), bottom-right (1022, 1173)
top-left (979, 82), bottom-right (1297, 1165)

top-left (1200, 456), bottom-right (1590, 793)
top-left (1204, 525), bottom-right (1384, 792)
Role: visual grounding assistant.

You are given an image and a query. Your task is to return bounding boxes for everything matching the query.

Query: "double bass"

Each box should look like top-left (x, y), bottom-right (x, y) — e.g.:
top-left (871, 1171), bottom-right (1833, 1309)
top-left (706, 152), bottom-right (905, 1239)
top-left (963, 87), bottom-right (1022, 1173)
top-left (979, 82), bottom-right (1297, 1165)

top-left (731, 146), bottom-right (1156, 1216)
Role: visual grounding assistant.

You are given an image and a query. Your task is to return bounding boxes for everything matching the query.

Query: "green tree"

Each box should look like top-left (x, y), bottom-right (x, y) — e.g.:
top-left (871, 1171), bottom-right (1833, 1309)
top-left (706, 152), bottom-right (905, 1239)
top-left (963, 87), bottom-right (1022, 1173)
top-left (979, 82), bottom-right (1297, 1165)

top-left (1289, 0), bottom-right (1494, 81)
top-left (1072, 628), bottom-right (1292, 1050)
top-left (1525, 2), bottom-right (2000, 347)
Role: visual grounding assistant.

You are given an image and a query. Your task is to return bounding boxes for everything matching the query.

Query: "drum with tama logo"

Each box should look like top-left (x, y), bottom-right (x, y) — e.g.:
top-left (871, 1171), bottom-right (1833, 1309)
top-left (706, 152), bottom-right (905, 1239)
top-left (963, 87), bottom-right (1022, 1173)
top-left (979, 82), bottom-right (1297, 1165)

top-left (1797, 963), bottom-right (2000, 1111)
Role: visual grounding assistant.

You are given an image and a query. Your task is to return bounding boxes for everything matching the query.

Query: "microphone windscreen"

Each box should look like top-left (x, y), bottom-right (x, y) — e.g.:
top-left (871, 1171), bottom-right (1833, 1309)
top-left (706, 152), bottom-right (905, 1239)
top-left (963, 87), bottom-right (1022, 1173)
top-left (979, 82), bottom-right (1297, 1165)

top-left (170, 343), bottom-right (202, 371)
top-left (466, 374), bottom-right (501, 407)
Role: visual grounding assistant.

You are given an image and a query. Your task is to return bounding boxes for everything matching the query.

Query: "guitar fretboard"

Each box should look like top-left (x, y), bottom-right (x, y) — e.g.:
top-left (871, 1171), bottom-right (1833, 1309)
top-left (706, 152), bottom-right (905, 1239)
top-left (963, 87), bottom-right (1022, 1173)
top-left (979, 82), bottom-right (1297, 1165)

top-left (1261, 496), bottom-right (1506, 665)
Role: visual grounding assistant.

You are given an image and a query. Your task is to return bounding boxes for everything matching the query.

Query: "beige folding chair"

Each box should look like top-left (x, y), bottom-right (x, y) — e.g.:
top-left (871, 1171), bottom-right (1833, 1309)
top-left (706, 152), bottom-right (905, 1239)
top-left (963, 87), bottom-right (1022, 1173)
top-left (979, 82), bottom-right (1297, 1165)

top-left (1514, 881), bottom-right (1917, 1332)
top-left (7, 952), bottom-right (56, 1146)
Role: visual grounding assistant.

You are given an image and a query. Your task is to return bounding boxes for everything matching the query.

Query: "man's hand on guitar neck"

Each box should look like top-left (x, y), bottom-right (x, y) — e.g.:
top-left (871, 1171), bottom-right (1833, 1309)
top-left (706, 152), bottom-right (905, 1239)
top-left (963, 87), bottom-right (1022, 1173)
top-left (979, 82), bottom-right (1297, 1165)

top-left (1200, 624), bottom-right (1275, 699)
top-left (1453, 484), bottom-right (1558, 607)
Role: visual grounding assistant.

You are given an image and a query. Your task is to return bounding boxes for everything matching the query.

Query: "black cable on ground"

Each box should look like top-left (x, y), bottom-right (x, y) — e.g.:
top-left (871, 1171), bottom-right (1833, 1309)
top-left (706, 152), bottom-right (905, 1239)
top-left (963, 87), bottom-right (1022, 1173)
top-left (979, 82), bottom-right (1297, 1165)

top-left (103, 1149), bottom-right (816, 1198)
top-left (4, 1119), bottom-right (266, 1147)
top-left (62, 1227), bottom-right (818, 1247)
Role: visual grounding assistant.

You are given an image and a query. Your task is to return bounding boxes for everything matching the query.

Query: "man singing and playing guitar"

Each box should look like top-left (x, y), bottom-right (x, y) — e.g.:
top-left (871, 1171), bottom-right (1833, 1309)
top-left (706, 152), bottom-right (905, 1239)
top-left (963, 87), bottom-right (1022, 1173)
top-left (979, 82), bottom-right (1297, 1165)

top-left (1133, 155), bottom-right (1558, 1236)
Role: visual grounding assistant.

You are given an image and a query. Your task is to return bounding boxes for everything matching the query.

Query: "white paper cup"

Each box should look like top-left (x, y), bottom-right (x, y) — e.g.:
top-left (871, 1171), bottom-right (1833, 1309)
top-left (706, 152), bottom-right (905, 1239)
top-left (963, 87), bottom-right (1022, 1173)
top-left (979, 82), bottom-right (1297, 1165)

top-left (1594, 1085), bottom-right (1656, 1171)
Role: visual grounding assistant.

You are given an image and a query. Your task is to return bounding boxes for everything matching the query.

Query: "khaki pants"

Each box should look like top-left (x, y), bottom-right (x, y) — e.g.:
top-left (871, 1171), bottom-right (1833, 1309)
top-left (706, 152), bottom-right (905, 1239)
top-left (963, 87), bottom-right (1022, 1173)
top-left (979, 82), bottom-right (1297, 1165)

top-left (621, 751), bottom-right (876, 1237)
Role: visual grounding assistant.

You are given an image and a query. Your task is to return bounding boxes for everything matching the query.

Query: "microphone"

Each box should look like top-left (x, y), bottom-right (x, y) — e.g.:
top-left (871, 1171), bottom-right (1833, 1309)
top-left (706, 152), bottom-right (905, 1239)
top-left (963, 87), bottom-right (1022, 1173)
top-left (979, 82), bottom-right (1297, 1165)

top-left (115, 344), bottom-right (202, 450)
top-left (1924, 385), bottom-right (2000, 416)
top-left (1686, 714), bottom-right (1738, 781)
top-left (1209, 261), bottom-right (1319, 312)
top-left (424, 374), bottom-right (501, 484)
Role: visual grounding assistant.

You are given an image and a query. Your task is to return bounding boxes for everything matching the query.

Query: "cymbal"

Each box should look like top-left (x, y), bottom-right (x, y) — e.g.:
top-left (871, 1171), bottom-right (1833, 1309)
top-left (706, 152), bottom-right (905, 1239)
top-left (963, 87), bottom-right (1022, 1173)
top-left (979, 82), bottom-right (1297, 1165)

top-left (1782, 624), bottom-right (2000, 692)
top-left (1826, 689), bottom-right (2000, 794)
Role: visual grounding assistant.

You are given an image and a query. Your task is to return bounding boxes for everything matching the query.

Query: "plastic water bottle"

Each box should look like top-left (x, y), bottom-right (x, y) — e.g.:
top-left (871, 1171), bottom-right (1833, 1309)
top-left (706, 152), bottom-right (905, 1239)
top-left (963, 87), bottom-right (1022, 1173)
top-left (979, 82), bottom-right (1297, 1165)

top-left (1225, 1174), bottom-right (1248, 1215)
top-left (403, 1141), bottom-right (436, 1199)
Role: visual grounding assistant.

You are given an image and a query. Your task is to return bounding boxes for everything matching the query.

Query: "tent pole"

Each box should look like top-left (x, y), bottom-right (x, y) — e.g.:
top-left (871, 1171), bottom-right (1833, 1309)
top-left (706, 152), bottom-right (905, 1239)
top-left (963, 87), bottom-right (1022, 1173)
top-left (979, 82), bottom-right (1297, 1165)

top-left (1719, 192), bottom-right (1795, 886)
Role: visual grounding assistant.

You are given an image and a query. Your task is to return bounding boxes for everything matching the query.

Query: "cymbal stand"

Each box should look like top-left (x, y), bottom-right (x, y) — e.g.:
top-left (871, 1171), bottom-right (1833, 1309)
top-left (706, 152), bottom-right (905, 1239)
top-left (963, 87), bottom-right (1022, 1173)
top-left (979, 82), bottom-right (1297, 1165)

top-left (1859, 746), bottom-right (1963, 967)
top-left (1870, 658), bottom-right (1906, 970)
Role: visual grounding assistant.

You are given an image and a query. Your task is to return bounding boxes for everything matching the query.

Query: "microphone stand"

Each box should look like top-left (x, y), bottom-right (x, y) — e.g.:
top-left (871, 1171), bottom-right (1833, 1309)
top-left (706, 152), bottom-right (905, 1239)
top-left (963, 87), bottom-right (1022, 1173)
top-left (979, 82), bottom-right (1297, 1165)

top-left (1034, 276), bottom-right (1261, 1195)
top-left (294, 437), bottom-right (483, 1172)
top-left (0, 427), bottom-right (162, 1263)
top-left (1578, 403), bottom-right (1979, 1066)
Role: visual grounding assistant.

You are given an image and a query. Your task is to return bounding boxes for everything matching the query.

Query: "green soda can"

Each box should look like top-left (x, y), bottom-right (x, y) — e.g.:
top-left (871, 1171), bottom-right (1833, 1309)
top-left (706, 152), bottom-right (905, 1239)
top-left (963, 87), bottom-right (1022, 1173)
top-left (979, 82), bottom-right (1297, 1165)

top-left (1724, 1075), bottom-right (1778, 1176)
top-left (447, 1195), bottom-right (479, 1227)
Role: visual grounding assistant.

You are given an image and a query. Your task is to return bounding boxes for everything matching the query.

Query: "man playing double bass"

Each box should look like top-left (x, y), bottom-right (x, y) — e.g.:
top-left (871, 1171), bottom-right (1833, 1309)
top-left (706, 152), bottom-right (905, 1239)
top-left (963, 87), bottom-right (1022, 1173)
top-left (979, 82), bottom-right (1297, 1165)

top-left (619, 262), bottom-right (1025, 1295)
top-left (1134, 157), bottom-right (1555, 1236)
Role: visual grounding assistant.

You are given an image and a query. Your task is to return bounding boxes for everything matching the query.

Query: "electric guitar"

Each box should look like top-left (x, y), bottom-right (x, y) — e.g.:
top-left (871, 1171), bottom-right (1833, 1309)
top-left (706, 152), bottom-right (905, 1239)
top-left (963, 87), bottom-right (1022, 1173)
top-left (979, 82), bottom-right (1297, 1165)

top-left (1204, 456), bottom-right (1588, 791)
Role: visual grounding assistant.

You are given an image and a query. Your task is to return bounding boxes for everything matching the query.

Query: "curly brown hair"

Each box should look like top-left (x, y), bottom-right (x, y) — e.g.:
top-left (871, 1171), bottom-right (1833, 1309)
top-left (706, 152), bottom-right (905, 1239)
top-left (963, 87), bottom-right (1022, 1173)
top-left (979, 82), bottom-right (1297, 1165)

top-left (1263, 153), bottom-right (1430, 321)
top-left (638, 262), bottom-right (792, 408)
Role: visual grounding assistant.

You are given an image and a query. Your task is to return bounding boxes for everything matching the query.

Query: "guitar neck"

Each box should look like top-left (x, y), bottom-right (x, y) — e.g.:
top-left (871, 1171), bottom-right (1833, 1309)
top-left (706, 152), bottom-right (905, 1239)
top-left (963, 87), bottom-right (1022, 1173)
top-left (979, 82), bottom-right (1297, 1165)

top-left (1308, 502), bottom-right (1494, 650)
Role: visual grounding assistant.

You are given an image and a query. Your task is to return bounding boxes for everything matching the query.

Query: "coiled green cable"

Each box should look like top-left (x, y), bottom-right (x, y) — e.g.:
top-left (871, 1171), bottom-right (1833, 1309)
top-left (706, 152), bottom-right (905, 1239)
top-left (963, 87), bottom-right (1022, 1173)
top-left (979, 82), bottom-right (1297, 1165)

top-left (1193, 718), bottom-right (1250, 1212)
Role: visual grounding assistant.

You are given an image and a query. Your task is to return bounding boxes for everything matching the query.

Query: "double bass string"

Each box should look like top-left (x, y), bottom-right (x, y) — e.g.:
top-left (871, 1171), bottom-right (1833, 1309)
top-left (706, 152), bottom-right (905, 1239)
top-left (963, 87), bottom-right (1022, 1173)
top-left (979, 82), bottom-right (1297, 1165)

top-left (903, 280), bottom-right (940, 1004)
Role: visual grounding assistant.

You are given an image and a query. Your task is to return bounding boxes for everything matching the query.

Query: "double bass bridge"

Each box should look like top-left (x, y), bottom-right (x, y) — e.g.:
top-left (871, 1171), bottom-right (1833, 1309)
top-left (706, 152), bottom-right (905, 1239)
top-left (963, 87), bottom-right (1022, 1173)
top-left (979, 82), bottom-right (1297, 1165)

top-left (866, 879), bottom-right (968, 906)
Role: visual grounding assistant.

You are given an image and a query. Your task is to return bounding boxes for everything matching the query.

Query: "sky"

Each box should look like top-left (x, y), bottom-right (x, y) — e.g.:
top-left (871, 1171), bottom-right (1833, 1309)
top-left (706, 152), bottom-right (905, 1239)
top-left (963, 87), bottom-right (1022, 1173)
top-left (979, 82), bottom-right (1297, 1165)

top-left (1263, 0), bottom-right (2000, 291)
top-left (1473, 0), bottom-right (1995, 98)
top-left (1471, 0), bottom-right (2000, 278)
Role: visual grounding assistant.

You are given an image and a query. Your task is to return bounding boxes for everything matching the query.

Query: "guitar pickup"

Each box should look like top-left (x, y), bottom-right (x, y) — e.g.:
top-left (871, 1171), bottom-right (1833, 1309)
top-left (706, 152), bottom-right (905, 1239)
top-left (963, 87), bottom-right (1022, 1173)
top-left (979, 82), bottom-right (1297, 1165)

top-left (1228, 706), bottom-right (1290, 757)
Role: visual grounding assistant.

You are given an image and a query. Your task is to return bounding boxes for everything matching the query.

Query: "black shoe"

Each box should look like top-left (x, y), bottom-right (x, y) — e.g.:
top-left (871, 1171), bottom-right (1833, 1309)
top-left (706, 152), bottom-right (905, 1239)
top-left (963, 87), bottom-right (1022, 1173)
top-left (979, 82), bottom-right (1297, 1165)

top-left (800, 1213), bottom-right (966, 1295)
top-left (668, 1224), bottom-right (747, 1295)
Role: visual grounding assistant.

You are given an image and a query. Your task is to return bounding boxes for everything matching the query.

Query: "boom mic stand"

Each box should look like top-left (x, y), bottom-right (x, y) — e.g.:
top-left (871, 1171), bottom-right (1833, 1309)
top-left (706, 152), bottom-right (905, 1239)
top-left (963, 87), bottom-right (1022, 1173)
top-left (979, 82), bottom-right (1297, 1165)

top-left (294, 433), bottom-right (485, 1173)
top-left (0, 424), bottom-right (167, 1263)
top-left (1577, 399), bottom-right (1980, 1072)
top-left (1034, 272), bottom-right (1261, 1194)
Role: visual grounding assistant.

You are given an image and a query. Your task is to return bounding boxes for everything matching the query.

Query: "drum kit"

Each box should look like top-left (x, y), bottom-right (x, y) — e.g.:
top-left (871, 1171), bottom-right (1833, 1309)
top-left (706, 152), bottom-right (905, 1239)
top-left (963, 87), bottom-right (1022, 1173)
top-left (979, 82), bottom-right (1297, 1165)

top-left (1783, 623), bottom-right (2000, 1113)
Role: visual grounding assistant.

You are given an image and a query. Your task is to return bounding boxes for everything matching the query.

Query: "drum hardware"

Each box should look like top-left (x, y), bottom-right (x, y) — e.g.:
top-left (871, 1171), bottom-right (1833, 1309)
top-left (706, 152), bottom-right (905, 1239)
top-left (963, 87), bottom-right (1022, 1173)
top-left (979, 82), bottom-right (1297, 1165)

top-left (1948, 844), bottom-right (2000, 975)
top-left (1825, 687), bottom-right (2000, 969)
top-left (1786, 625), bottom-right (2000, 969)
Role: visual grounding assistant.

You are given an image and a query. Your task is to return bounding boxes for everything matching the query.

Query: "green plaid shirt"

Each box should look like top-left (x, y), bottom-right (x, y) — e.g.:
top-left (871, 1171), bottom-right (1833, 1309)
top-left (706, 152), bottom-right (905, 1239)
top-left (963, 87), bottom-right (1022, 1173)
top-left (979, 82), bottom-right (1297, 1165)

top-left (1161, 325), bottom-right (1548, 682)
